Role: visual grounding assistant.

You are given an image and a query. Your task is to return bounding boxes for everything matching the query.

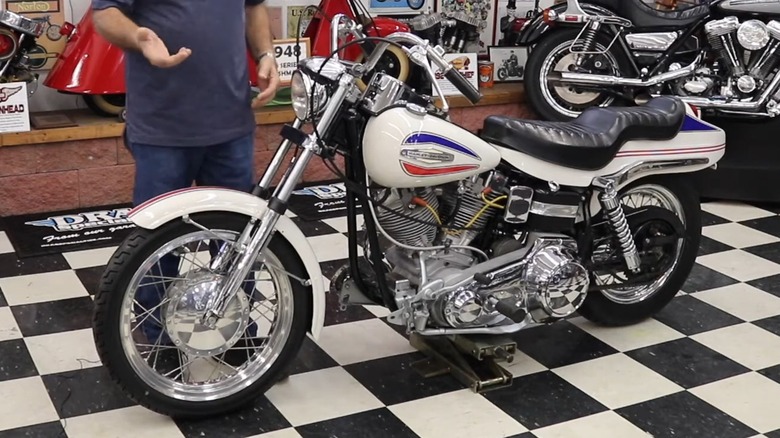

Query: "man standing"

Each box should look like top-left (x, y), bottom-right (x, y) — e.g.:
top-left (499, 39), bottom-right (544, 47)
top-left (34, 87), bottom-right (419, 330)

top-left (90, 0), bottom-right (279, 356)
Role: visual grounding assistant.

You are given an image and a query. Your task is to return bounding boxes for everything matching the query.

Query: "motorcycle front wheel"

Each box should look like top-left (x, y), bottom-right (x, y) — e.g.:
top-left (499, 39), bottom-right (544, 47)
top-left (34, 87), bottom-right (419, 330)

top-left (92, 212), bottom-right (310, 418)
top-left (524, 28), bottom-right (630, 121)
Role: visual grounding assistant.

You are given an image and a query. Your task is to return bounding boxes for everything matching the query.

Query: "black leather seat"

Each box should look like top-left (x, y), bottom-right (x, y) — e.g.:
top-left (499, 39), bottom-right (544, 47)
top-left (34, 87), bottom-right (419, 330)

top-left (589, 0), bottom-right (710, 29)
top-left (479, 97), bottom-right (686, 171)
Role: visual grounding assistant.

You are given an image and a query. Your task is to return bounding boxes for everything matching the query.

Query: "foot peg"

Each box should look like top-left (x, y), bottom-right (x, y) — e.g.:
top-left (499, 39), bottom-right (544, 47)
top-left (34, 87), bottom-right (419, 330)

top-left (488, 296), bottom-right (527, 323)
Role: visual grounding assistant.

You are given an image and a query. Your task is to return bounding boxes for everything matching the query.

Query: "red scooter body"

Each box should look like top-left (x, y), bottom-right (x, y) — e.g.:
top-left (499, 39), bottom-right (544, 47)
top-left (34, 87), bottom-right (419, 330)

top-left (44, 8), bottom-right (259, 117)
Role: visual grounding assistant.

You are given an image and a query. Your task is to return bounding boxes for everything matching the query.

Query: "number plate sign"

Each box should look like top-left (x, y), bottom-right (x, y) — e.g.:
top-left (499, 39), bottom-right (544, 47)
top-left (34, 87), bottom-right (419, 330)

top-left (273, 38), bottom-right (311, 86)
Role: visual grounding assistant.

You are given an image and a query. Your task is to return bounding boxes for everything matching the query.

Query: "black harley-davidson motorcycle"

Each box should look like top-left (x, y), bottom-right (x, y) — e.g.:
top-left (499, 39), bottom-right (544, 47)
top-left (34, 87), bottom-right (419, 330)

top-left (513, 0), bottom-right (780, 121)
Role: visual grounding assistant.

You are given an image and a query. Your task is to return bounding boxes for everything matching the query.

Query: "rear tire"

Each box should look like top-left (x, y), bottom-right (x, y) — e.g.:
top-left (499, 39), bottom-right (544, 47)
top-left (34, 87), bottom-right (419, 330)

top-left (578, 177), bottom-right (700, 326)
top-left (93, 212), bottom-right (310, 418)
top-left (524, 28), bottom-right (631, 121)
top-left (83, 94), bottom-right (126, 117)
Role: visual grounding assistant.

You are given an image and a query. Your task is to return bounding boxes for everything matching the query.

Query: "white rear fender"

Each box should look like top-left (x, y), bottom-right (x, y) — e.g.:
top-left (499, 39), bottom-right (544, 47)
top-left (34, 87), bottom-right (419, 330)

top-left (127, 187), bottom-right (326, 340)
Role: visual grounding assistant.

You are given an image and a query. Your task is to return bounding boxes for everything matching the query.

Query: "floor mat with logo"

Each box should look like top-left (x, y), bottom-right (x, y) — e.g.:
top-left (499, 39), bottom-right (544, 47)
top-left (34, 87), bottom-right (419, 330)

top-left (287, 179), bottom-right (362, 221)
top-left (1, 204), bottom-right (135, 258)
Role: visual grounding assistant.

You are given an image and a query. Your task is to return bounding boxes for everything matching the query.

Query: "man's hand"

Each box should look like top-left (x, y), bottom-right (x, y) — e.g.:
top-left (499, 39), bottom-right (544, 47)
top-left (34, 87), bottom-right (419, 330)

top-left (252, 55), bottom-right (280, 109)
top-left (136, 27), bottom-right (191, 68)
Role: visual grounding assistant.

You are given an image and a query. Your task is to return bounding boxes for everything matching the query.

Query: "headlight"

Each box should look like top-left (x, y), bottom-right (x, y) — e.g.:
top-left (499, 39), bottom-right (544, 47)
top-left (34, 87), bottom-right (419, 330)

top-left (738, 20), bottom-right (770, 51)
top-left (291, 71), bottom-right (326, 120)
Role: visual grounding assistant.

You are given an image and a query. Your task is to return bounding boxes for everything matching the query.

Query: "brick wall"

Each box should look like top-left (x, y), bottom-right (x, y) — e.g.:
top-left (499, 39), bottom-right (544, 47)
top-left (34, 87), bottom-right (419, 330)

top-left (0, 102), bottom-right (531, 216)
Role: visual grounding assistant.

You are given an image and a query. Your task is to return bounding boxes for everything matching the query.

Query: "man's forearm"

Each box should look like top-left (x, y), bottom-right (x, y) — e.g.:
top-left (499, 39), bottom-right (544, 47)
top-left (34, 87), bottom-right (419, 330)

top-left (93, 7), bottom-right (141, 51)
top-left (246, 4), bottom-right (274, 60)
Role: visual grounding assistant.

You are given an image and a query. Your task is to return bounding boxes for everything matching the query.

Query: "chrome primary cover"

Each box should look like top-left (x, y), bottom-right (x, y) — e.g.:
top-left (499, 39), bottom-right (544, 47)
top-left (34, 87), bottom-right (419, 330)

top-left (718, 0), bottom-right (780, 15)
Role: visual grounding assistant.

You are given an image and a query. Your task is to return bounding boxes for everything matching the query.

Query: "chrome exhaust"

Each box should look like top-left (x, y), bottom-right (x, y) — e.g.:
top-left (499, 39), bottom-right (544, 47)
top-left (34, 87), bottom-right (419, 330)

top-left (550, 53), bottom-right (703, 88)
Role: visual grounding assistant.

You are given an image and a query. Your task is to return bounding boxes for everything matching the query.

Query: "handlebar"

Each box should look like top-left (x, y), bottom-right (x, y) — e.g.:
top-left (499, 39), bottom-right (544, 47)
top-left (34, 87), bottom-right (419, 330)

top-left (328, 15), bottom-right (482, 105)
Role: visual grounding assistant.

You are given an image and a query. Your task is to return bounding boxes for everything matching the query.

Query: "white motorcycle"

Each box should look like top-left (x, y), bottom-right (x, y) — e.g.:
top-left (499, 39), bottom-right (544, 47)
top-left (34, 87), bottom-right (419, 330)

top-left (92, 13), bottom-right (726, 418)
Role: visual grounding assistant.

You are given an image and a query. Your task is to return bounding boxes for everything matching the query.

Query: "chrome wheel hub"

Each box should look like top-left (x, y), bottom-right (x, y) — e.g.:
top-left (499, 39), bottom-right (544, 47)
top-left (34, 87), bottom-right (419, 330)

top-left (163, 270), bottom-right (250, 357)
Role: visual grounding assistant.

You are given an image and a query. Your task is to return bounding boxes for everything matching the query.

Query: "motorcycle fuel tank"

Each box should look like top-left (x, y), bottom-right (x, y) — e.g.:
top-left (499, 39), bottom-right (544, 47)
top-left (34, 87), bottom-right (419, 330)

top-left (362, 106), bottom-right (501, 188)
top-left (716, 0), bottom-right (780, 15)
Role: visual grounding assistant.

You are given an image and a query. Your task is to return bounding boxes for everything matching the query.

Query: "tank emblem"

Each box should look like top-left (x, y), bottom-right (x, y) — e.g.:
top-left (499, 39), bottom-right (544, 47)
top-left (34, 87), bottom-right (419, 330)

top-left (400, 162), bottom-right (479, 176)
top-left (400, 148), bottom-right (455, 163)
top-left (403, 132), bottom-right (480, 160)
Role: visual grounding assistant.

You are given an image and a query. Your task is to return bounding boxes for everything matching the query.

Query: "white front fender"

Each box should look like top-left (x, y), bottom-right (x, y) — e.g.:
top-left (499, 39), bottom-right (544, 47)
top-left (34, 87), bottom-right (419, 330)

top-left (127, 187), bottom-right (326, 340)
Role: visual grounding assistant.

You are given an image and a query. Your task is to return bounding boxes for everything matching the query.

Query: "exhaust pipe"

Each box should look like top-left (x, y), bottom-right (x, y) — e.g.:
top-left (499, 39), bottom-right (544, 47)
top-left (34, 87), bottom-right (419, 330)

top-left (550, 53), bottom-right (703, 88)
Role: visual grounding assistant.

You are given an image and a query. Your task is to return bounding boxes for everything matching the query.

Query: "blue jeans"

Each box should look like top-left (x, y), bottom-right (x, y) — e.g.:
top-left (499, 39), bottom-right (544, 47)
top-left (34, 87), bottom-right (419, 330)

top-left (127, 132), bottom-right (258, 344)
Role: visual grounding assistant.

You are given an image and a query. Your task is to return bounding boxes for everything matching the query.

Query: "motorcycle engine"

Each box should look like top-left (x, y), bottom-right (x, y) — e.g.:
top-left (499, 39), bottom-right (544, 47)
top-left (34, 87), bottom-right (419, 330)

top-left (702, 17), bottom-right (780, 97)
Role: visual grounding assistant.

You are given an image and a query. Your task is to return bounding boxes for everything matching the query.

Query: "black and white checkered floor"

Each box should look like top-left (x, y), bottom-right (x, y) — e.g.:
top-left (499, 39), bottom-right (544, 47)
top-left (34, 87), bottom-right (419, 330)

top-left (2, 200), bottom-right (780, 438)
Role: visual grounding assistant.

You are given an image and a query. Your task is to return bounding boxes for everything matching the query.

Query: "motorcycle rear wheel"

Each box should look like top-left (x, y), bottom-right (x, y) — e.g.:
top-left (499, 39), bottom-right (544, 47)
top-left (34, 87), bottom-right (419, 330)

top-left (525, 28), bottom-right (630, 121)
top-left (83, 94), bottom-right (126, 117)
top-left (92, 212), bottom-right (310, 418)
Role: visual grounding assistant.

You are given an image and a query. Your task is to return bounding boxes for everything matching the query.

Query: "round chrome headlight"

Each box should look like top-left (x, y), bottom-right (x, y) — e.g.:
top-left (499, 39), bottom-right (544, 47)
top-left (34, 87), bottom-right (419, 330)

top-left (291, 71), bottom-right (327, 120)
top-left (738, 20), bottom-right (770, 51)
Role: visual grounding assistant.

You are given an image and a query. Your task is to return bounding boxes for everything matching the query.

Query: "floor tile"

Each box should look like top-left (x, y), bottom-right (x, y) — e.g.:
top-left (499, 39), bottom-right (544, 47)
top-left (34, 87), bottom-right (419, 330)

top-left (483, 371), bottom-right (607, 429)
top-left (0, 232), bottom-right (12, 255)
top-left (321, 286), bottom-right (377, 327)
top-left (500, 350), bottom-right (548, 378)
top-left (0, 307), bottom-right (21, 342)
top-left (693, 283), bottom-right (780, 321)
top-left (73, 266), bottom-right (105, 296)
top-left (569, 316), bottom-right (684, 352)
top-left (745, 242), bottom-right (780, 266)
top-left (0, 289), bottom-right (6, 307)
top-left (681, 263), bottom-right (739, 293)
top-left (42, 366), bottom-right (134, 419)
top-left (344, 352), bottom-right (463, 406)
top-left (265, 367), bottom-right (383, 427)
top-left (248, 429), bottom-right (302, 438)
top-left (315, 318), bottom-right (416, 366)
top-left (294, 408), bottom-right (418, 438)
top-left (703, 223), bottom-right (780, 249)
top-left (701, 210), bottom-right (732, 227)
top-left (701, 202), bottom-right (775, 222)
top-left (767, 431), bottom-right (780, 438)
top-left (691, 323), bottom-right (780, 370)
top-left (0, 270), bottom-right (89, 306)
top-left (11, 297), bottom-right (94, 337)
top-left (511, 321), bottom-right (619, 369)
top-left (616, 391), bottom-right (757, 438)
top-left (691, 372), bottom-right (780, 434)
top-left (552, 353), bottom-right (682, 409)
top-left (285, 337), bottom-right (339, 376)
top-left (307, 234), bottom-right (351, 263)
top-left (24, 329), bottom-right (101, 375)
top-left (321, 215), bottom-right (364, 234)
top-left (0, 377), bottom-right (59, 432)
top-left (0, 421), bottom-right (66, 438)
top-left (532, 411), bottom-right (650, 438)
top-left (176, 395), bottom-right (291, 438)
top-left (61, 405), bottom-right (185, 438)
top-left (390, 389), bottom-right (527, 438)
top-left (0, 253), bottom-right (70, 278)
top-left (0, 338), bottom-right (38, 382)
top-left (755, 314), bottom-right (780, 337)
top-left (697, 250), bottom-right (780, 282)
top-left (698, 235), bottom-right (739, 256)
top-left (740, 216), bottom-right (780, 239)
top-left (626, 337), bottom-right (750, 389)
top-left (62, 246), bottom-right (117, 270)
top-left (759, 364), bottom-right (780, 385)
top-left (653, 294), bottom-right (745, 335)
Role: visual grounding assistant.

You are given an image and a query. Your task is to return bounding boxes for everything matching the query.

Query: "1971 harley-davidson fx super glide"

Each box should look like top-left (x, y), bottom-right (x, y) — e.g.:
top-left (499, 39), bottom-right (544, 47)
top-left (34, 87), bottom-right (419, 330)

top-left (518, 0), bottom-right (780, 121)
top-left (92, 13), bottom-right (725, 417)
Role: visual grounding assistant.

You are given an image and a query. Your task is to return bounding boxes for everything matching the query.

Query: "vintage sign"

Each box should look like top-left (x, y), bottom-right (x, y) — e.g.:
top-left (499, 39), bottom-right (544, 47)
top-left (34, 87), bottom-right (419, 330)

top-left (273, 38), bottom-right (311, 86)
top-left (0, 81), bottom-right (30, 133)
top-left (432, 53), bottom-right (479, 97)
top-left (4, 0), bottom-right (66, 70)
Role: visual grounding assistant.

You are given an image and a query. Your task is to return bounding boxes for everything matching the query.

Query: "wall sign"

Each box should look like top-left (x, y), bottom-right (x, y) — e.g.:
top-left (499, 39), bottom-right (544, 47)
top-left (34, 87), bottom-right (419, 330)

top-left (432, 52), bottom-right (479, 97)
top-left (273, 38), bottom-right (311, 86)
top-left (0, 81), bottom-right (30, 133)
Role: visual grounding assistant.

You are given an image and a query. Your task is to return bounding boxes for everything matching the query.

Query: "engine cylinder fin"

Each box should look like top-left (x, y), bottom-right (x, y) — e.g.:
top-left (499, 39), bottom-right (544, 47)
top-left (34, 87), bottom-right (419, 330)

top-left (375, 187), bottom-right (439, 247)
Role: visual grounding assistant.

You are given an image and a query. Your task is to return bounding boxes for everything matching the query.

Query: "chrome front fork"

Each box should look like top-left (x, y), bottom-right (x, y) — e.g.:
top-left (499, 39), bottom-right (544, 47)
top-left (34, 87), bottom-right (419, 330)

top-left (594, 177), bottom-right (641, 273)
top-left (201, 75), bottom-right (354, 327)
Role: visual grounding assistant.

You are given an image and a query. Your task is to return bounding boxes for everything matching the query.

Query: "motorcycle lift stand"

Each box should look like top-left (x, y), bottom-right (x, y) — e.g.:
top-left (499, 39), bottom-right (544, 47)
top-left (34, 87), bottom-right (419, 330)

top-left (409, 333), bottom-right (516, 393)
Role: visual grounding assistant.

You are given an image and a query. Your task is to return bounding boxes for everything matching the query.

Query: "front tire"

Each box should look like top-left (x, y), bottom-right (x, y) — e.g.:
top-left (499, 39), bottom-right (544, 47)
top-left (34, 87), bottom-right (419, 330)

top-left (524, 28), bottom-right (630, 121)
top-left (579, 177), bottom-right (701, 326)
top-left (93, 212), bottom-right (310, 418)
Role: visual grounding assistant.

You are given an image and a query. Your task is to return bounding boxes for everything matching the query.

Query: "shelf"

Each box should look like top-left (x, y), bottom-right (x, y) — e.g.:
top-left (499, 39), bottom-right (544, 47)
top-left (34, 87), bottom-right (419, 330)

top-left (0, 83), bottom-right (524, 147)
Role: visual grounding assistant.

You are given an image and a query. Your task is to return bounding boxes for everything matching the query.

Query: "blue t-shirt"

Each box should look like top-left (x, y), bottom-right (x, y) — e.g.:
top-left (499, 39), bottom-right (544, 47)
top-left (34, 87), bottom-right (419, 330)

top-left (91, 0), bottom-right (264, 146)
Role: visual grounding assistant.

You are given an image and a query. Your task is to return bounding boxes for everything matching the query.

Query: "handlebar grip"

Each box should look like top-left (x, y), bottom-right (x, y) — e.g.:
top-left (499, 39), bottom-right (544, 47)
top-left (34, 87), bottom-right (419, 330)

top-left (445, 68), bottom-right (482, 104)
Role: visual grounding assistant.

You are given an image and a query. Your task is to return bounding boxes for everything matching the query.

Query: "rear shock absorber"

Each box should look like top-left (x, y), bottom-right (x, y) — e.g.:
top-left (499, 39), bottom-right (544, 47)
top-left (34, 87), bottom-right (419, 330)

top-left (574, 21), bottom-right (601, 66)
top-left (594, 178), bottom-right (641, 273)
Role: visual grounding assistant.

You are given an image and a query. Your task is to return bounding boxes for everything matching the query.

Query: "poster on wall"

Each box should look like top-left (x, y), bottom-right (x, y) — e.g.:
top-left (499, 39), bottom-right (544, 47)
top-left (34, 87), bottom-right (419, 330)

top-left (0, 81), bottom-right (30, 133)
top-left (273, 38), bottom-right (311, 85)
top-left (436, 0), bottom-right (495, 55)
top-left (265, 0), bottom-right (317, 39)
top-left (364, 0), bottom-right (431, 15)
top-left (493, 0), bottom-right (554, 45)
top-left (488, 46), bottom-right (526, 82)
top-left (4, 0), bottom-right (66, 70)
top-left (432, 52), bottom-right (479, 96)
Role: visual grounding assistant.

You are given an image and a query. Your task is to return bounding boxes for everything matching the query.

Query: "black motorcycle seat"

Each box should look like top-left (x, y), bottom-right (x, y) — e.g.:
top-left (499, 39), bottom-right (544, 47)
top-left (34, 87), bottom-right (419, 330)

top-left (479, 97), bottom-right (686, 171)
top-left (589, 0), bottom-right (709, 29)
